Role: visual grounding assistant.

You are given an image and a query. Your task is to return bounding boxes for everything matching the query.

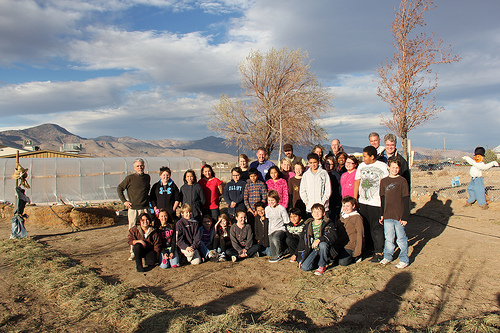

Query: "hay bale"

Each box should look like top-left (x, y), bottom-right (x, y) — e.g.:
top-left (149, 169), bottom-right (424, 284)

top-left (25, 205), bottom-right (74, 228)
top-left (70, 207), bottom-right (117, 229)
top-left (0, 203), bottom-right (14, 219)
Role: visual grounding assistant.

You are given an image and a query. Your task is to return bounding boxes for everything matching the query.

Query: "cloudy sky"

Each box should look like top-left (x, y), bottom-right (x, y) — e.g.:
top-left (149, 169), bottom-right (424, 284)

top-left (0, 0), bottom-right (498, 150)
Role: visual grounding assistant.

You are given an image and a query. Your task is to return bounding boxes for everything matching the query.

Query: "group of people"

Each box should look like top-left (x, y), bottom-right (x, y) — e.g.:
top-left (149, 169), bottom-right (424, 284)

top-left (117, 132), bottom-right (413, 274)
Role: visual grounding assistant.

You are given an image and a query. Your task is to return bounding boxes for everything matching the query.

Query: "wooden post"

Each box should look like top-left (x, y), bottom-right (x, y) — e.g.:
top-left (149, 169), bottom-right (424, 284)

top-left (15, 150), bottom-right (19, 187)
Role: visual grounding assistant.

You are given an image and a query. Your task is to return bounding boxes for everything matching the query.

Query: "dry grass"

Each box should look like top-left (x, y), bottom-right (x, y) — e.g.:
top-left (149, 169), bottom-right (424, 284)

top-left (1, 238), bottom-right (498, 332)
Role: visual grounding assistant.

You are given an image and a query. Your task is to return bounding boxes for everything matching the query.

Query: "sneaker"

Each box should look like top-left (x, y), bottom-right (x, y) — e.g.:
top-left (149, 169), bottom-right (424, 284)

top-left (395, 261), bottom-right (409, 269)
top-left (380, 258), bottom-right (391, 265)
top-left (128, 253), bottom-right (135, 261)
top-left (355, 256), bottom-right (362, 263)
top-left (269, 255), bottom-right (283, 263)
top-left (252, 252), bottom-right (260, 258)
top-left (231, 256), bottom-right (238, 262)
top-left (314, 266), bottom-right (326, 275)
top-left (218, 253), bottom-right (226, 262)
top-left (463, 202), bottom-right (473, 207)
top-left (208, 249), bottom-right (217, 258)
top-left (369, 254), bottom-right (383, 263)
top-left (290, 255), bottom-right (297, 262)
top-left (480, 204), bottom-right (489, 210)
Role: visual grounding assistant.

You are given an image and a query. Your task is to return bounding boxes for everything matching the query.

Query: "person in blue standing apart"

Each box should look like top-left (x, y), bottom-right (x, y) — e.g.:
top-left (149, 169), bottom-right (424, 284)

top-left (249, 147), bottom-right (275, 182)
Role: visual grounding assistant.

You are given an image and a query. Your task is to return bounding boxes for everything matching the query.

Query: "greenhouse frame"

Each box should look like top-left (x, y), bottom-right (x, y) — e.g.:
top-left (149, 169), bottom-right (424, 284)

top-left (0, 157), bottom-right (202, 205)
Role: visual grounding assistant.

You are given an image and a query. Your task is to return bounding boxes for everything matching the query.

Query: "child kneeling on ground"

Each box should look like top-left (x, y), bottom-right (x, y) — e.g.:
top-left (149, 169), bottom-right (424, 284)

top-left (226, 209), bottom-right (260, 262)
top-left (336, 196), bottom-right (364, 266)
top-left (297, 203), bottom-right (337, 275)
top-left (176, 204), bottom-right (203, 265)
top-left (379, 156), bottom-right (410, 269)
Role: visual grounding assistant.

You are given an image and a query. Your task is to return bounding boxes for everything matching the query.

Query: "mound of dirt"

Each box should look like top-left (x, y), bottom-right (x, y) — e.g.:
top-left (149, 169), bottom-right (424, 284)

top-left (7, 205), bottom-right (118, 230)
top-left (70, 207), bottom-right (117, 228)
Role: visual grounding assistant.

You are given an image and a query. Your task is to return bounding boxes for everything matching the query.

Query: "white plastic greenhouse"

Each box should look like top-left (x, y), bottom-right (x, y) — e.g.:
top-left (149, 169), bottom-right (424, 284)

top-left (0, 157), bottom-right (202, 205)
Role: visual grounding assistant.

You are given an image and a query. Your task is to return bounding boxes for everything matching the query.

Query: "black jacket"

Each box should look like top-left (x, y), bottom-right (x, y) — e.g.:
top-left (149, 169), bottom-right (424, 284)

top-left (297, 217), bottom-right (338, 262)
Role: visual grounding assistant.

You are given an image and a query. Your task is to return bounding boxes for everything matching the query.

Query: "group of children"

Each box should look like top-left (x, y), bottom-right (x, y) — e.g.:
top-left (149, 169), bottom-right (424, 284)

top-left (128, 138), bottom-right (444, 274)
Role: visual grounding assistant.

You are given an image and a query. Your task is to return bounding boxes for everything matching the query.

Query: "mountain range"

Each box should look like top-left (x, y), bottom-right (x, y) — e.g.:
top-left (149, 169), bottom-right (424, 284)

top-left (0, 123), bottom-right (463, 162)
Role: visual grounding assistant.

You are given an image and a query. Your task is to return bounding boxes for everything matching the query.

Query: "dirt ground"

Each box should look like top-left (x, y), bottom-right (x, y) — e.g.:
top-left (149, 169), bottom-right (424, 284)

top-left (1, 168), bottom-right (500, 330)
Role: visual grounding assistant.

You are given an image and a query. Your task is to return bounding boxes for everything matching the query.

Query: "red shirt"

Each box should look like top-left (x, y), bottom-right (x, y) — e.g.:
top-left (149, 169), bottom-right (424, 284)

top-left (199, 177), bottom-right (223, 209)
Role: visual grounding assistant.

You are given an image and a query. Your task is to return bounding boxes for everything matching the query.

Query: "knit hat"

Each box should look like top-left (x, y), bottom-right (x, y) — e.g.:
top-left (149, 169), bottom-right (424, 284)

top-left (283, 144), bottom-right (293, 151)
top-left (474, 147), bottom-right (485, 156)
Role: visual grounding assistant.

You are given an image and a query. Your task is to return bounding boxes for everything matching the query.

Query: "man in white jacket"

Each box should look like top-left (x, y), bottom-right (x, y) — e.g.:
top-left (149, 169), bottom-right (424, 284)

top-left (300, 153), bottom-right (332, 215)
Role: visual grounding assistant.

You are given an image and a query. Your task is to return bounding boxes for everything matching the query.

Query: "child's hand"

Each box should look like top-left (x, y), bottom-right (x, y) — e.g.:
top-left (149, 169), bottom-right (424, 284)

top-left (230, 202), bottom-right (237, 208)
top-left (379, 216), bottom-right (384, 225)
top-left (168, 252), bottom-right (174, 259)
top-left (400, 220), bottom-right (407, 226)
top-left (312, 239), bottom-right (320, 249)
top-left (186, 246), bottom-right (194, 252)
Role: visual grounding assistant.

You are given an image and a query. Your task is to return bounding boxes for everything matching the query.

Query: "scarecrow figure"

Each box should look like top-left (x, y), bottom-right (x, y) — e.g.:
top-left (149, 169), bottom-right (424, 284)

top-left (11, 160), bottom-right (30, 239)
top-left (463, 147), bottom-right (499, 210)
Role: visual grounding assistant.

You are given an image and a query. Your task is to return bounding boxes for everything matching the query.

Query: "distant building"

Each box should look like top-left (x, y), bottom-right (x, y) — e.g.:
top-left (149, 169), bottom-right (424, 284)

top-left (0, 149), bottom-right (90, 159)
top-left (23, 139), bottom-right (40, 151)
top-left (0, 144), bottom-right (28, 157)
top-left (60, 143), bottom-right (82, 154)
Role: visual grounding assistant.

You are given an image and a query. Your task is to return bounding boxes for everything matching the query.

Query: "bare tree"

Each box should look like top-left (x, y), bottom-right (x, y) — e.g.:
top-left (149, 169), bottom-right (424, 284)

top-left (376, 0), bottom-right (460, 158)
top-left (209, 47), bottom-right (333, 159)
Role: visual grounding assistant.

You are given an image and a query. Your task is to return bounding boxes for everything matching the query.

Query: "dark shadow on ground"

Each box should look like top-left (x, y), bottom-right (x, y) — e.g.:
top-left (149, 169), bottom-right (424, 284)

top-left (30, 221), bottom-right (125, 241)
top-left (134, 285), bottom-right (260, 333)
top-left (407, 192), bottom-right (453, 263)
top-left (340, 272), bottom-right (412, 330)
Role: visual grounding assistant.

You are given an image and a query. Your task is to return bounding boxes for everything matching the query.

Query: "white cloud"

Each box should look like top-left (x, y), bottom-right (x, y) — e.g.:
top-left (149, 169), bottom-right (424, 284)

top-left (23, 88), bottom-right (218, 140)
top-left (0, 75), bottom-right (138, 115)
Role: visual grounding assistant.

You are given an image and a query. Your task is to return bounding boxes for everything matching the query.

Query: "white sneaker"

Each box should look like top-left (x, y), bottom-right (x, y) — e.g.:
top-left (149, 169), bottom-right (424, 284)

top-left (395, 261), bottom-right (408, 269)
top-left (380, 258), bottom-right (391, 265)
top-left (128, 253), bottom-right (135, 261)
top-left (231, 256), bottom-right (238, 262)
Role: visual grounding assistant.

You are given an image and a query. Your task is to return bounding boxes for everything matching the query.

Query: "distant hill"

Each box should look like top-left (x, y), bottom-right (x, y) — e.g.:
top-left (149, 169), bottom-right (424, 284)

top-left (1, 123), bottom-right (469, 163)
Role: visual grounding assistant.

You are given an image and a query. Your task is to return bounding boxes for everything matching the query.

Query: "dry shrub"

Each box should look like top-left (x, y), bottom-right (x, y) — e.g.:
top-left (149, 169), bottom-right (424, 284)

top-left (70, 207), bottom-right (117, 228)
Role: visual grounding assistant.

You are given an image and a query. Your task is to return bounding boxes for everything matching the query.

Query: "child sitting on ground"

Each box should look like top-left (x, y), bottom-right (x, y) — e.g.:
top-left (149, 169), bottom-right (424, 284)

top-left (336, 196), bottom-right (364, 266)
top-left (379, 156), bottom-right (410, 269)
top-left (199, 215), bottom-right (217, 261)
top-left (157, 209), bottom-right (179, 269)
top-left (285, 208), bottom-right (305, 262)
top-left (214, 213), bottom-right (232, 262)
top-left (463, 146), bottom-right (499, 210)
top-left (265, 190), bottom-right (289, 262)
top-left (253, 201), bottom-right (270, 256)
top-left (297, 203), bottom-right (337, 275)
top-left (227, 210), bottom-right (260, 262)
top-left (176, 204), bottom-right (203, 265)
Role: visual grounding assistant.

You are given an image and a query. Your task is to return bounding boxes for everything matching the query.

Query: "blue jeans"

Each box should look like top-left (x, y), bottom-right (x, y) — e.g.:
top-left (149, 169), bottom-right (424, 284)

top-left (383, 219), bottom-right (408, 264)
top-left (269, 230), bottom-right (286, 258)
top-left (159, 249), bottom-right (179, 268)
top-left (338, 248), bottom-right (353, 267)
top-left (467, 177), bottom-right (487, 206)
top-left (301, 241), bottom-right (329, 271)
top-left (199, 242), bottom-right (210, 258)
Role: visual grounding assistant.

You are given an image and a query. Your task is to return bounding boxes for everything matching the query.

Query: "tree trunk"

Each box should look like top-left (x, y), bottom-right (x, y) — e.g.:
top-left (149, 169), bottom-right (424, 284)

top-left (401, 136), bottom-right (408, 161)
